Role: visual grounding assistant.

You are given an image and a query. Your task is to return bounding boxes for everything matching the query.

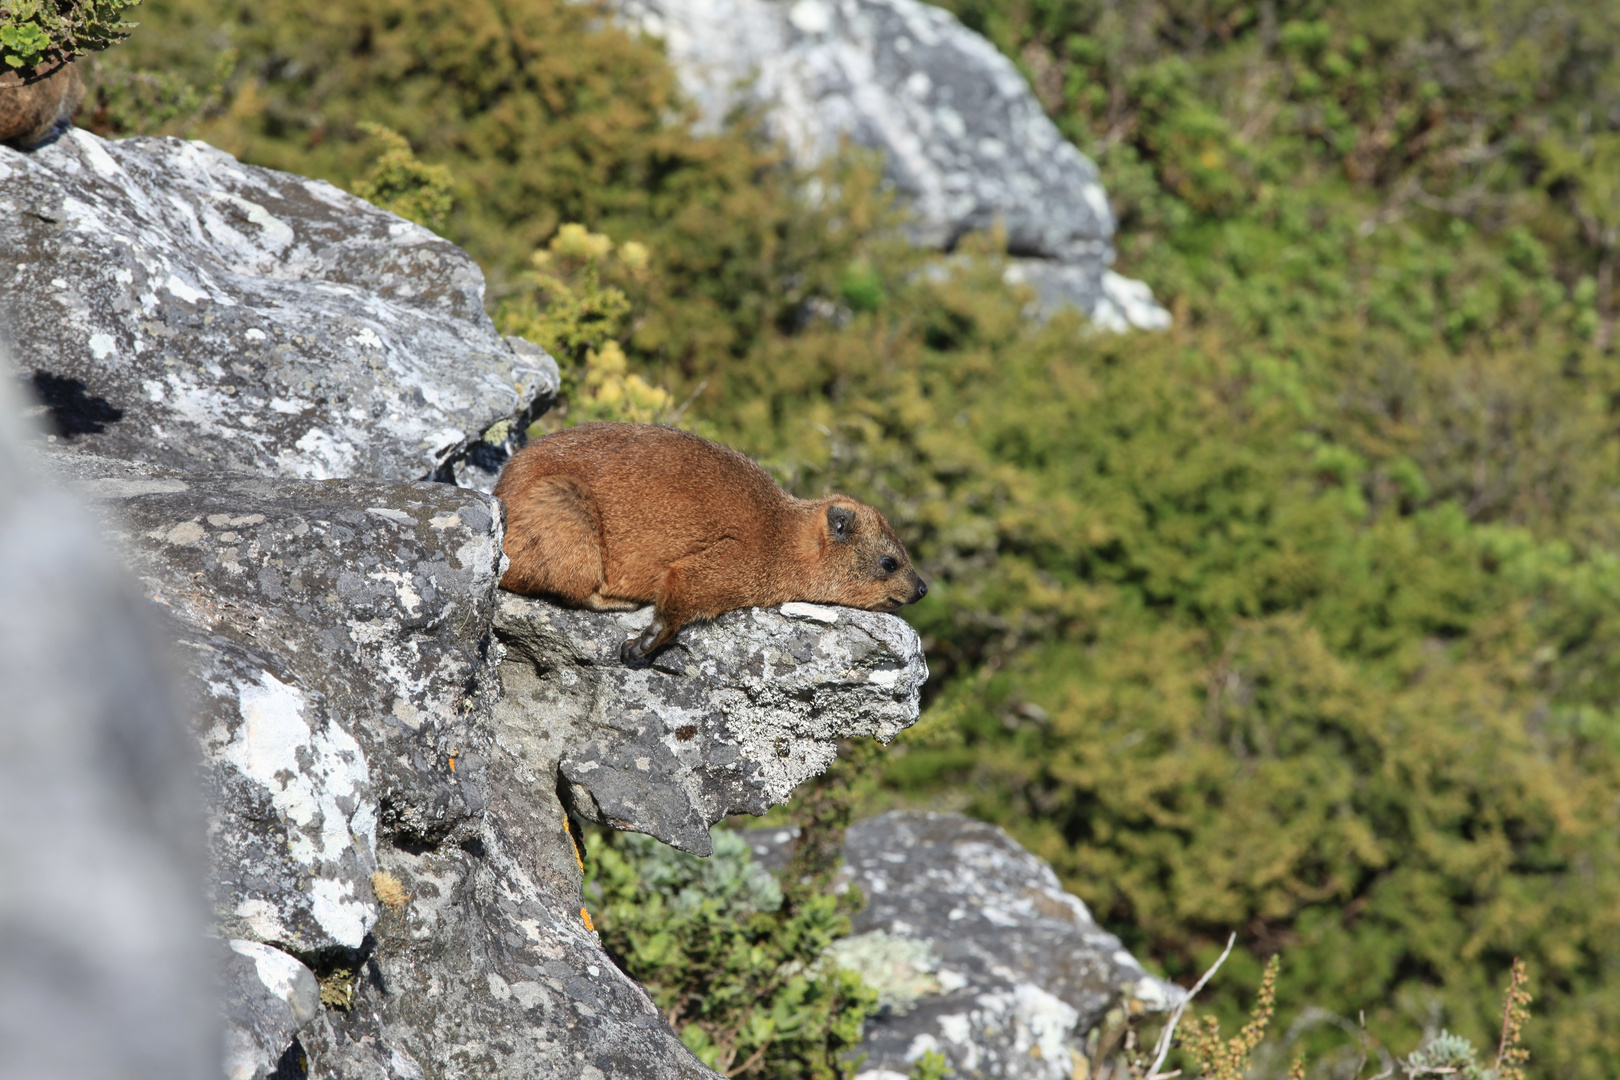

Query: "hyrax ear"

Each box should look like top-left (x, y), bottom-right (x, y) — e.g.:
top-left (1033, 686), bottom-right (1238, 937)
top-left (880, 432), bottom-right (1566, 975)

top-left (827, 504), bottom-right (857, 542)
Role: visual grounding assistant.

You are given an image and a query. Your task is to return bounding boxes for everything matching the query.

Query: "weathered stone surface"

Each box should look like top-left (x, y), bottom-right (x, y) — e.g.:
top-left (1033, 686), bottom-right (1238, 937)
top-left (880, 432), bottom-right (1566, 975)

top-left (220, 939), bottom-right (320, 1080)
top-left (0, 377), bottom-right (216, 1080)
top-left (48, 447), bottom-right (718, 1079)
top-left (495, 596), bottom-right (927, 855)
top-left (0, 130), bottom-right (558, 487)
top-left (615, 0), bottom-right (1169, 329)
top-left (303, 721), bottom-right (716, 1080)
top-left (56, 450), bottom-right (507, 957)
top-left (1004, 258), bottom-right (1174, 332)
top-left (751, 812), bottom-right (1183, 1080)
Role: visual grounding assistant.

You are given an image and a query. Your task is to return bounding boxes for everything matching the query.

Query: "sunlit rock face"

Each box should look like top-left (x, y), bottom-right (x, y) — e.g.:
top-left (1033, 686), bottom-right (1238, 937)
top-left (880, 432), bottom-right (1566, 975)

top-left (54, 450), bottom-right (720, 1080)
top-left (495, 596), bottom-right (927, 855)
top-left (0, 131), bottom-right (558, 492)
top-left (614, 0), bottom-right (1171, 330)
top-left (751, 812), bottom-right (1185, 1080)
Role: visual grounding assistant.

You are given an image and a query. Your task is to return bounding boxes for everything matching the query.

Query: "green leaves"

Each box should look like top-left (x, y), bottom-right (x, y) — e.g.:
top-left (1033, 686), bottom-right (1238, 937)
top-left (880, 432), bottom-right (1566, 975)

top-left (1, 0), bottom-right (139, 80)
top-left (1, 21), bottom-right (51, 68)
top-left (585, 828), bottom-right (875, 1080)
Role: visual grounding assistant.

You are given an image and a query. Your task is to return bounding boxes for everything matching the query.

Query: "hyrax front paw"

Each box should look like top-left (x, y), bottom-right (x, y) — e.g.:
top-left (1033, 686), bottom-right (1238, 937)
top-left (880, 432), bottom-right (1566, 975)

top-left (620, 618), bottom-right (668, 662)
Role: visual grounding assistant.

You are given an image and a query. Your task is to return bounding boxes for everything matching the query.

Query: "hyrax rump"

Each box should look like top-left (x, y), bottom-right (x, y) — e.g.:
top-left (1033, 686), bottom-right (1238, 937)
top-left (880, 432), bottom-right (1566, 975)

top-left (494, 423), bottom-right (927, 660)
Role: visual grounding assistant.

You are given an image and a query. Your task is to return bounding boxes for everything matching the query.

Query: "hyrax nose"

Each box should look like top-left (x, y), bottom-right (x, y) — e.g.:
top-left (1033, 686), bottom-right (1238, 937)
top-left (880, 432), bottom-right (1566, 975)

top-left (912, 577), bottom-right (928, 601)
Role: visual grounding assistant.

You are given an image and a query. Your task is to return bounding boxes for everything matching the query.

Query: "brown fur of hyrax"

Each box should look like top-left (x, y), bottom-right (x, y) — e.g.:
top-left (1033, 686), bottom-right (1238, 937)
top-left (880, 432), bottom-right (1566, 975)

top-left (0, 61), bottom-right (85, 149)
top-left (494, 423), bottom-right (927, 661)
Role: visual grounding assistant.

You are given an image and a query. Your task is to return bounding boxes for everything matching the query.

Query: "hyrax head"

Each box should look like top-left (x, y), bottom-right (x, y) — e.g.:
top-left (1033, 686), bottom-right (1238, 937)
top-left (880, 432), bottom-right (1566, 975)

top-left (821, 500), bottom-right (928, 611)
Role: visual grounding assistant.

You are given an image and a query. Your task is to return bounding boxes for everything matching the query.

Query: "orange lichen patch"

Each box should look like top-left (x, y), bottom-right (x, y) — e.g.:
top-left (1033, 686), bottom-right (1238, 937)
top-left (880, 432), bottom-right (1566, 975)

top-left (372, 870), bottom-right (409, 912)
top-left (567, 827), bottom-right (585, 872)
top-left (448, 754), bottom-right (457, 772)
top-left (580, 907), bottom-right (595, 932)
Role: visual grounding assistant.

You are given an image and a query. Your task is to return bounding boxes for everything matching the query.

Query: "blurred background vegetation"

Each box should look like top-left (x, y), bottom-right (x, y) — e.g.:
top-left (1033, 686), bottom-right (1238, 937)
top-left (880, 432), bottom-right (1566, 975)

top-left (82, 0), bottom-right (1620, 1075)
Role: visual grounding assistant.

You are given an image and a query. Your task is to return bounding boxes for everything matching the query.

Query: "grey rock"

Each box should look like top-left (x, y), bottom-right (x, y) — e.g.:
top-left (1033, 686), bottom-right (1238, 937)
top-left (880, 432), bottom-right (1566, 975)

top-left (1004, 258), bottom-right (1173, 332)
top-left (59, 450), bottom-right (507, 957)
top-left (495, 596), bottom-right (927, 855)
top-left (304, 716), bottom-right (716, 1080)
top-left (220, 939), bottom-right (320, 1080)
top-left (749, 812), bottom-right (1183, 1080)
top-left (616, 0), bottom-right (1169, 329)
top-left (0, 130), bottom-right (558, 488)
top-left (0, 373), bottom-right (216, 1080)
top-left (49, 447), bottom-right (718, 1079)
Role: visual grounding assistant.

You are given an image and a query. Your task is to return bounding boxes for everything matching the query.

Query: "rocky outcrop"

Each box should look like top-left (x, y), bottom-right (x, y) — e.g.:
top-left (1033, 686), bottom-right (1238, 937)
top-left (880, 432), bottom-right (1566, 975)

top-left (0, 376), bottom-right (216, 1080)
top-left (50, 443), bottom-right (929, 1079)
top-left (52, 449), bottom-right (697, 1078)
top-left (496, 597), bottom-right (926, 855)
top-left (750, 812), bottom-right (1183, 1080)
top-left (615, 0), bottom-right (1170, 329)
top-left (0, 130), bottom-right (558, 492)
top-left (56, 451), bottom-right (509, 959)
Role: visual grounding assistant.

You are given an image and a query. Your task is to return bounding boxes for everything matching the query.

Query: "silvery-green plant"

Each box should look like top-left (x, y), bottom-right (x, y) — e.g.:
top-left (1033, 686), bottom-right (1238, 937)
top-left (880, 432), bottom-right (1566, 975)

top-left (1404, 1030), bottom-right (1486, 1080)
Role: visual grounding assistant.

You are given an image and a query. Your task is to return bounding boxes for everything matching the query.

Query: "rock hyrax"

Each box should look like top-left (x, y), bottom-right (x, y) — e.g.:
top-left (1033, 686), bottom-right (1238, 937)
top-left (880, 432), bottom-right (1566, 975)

top-left (494, 422), bottom-right (927, 660)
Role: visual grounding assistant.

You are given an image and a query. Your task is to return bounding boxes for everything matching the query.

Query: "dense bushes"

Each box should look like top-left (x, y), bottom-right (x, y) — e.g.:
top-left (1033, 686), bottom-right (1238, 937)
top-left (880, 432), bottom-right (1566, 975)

top-left (89, 0), bottom-right (1620, 1075)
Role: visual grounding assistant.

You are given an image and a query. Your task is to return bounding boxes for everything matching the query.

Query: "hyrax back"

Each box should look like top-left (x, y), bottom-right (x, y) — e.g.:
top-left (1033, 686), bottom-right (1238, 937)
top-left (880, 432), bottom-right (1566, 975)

top-left (494, 423), bottom-right (927, 659)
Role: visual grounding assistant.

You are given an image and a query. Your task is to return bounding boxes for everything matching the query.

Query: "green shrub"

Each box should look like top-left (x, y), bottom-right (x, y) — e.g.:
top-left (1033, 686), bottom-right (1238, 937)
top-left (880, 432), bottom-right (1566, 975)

top-left (584, 741), bottom-right (882, 1079)
top-left (586, 826), bottom-right (875, 1079)
top-left (351, 122), bottom-right (452, 232)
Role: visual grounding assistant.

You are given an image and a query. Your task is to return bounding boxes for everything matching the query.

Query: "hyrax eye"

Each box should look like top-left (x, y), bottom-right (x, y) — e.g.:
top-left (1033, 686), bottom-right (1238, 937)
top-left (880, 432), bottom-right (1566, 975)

top-left (879, 556), bottom-right (899, 573)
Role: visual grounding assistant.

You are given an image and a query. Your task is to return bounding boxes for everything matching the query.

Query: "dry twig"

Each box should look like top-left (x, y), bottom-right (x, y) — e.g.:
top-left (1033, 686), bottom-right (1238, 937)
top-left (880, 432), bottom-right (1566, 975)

top-left (1145, 932), bottom-right (1237, 1080)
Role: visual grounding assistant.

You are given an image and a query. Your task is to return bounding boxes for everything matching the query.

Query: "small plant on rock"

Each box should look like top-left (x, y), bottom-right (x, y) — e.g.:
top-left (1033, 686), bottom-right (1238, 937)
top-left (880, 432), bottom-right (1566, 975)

top-left (1128, 950), bottom-right (1534, 1080)
top-left (1, 0), bottom-right (137, 81)
top-left (585, 826), bottom-right (876, 1079)
top-left (1179, 955), bottom-right (1280, 1080)
top-left (1405, 1030), bottom-right (1486, 1080)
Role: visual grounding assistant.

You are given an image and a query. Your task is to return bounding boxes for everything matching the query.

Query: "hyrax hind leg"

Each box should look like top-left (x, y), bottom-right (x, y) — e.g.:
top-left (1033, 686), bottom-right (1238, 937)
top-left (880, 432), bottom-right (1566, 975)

top-left (497, 475), bottom-right (607, 603)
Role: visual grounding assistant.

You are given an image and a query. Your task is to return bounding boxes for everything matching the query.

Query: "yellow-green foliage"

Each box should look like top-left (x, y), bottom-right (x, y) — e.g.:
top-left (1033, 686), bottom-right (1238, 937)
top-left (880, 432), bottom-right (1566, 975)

top-left (500, 225), bottom-right (634, 372)
top-left (498, 223), bottom-right (675, 423)
top-left (1495, 959), bottom-right (1533, 1080)
top-left (90, 1), bottom-right (1620, 1076)
top-left (351, 122), bottom-right (452, 232)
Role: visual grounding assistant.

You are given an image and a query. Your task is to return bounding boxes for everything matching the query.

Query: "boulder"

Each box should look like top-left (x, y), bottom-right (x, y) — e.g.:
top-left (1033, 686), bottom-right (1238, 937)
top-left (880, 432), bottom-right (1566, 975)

top-left (495, 597), bottom-right (927, 855)
top-left (615, 0), bottom-right (1170, 329)
top-left (56, 451), bottom-right (508, 959)
top-left (0, 130), bottom-right (558, 490)
top-left (751, 812), bottom-right (1183, 1080)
